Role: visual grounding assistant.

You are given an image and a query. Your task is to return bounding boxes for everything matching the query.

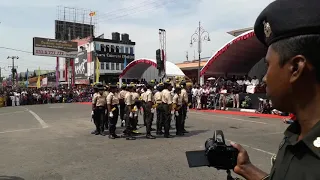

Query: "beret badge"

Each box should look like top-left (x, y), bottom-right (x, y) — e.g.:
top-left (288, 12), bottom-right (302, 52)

top-left (263, 20), bottom-right (272, 38)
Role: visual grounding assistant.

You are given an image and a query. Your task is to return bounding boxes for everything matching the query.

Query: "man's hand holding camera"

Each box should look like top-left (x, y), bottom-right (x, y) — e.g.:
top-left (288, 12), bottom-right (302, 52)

top-left (231, 142), bottom-right (269, 180)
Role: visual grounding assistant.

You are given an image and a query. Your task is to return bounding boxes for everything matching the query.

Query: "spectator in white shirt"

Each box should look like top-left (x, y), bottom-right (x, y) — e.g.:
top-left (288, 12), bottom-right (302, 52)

top-left (251, 76), bottom-right (260, 86)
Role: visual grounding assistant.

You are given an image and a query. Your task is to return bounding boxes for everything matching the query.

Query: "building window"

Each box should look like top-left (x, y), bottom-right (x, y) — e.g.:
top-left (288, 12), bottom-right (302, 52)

top-left (120, 46), bottom-right (124, 53)
top-left (106, 45), bottom-right (110, 52)
top-left (106, 62), bottom-right (110, 70)
top-left (101, 62), bottom-right (105, 70)
top-left (116, 63), bottom-right (120, 70)
top-left (116, 46), bottom-right (120, 53)
top-left (125, 47), bottom-right (129, 54)
top-left (111, 63), bottom-right (115, 70)
top-left (100, 44), bottom-right (105, 51)
top-left (63, 70), bottom-right (65, 78)
top-left (111, 45), bottom-right (115, 53)
top-left (130, 47), bottom-right (134, 54)
top-left (120, 63), bottom-right (124, 70)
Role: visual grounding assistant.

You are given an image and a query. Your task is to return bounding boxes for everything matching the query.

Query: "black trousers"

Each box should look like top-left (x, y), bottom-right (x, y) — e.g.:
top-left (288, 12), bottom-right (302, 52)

top-left (119, 100), bottom-right (125, 120)
top-left (142, 102), bottom-right (147, 126)
top-left (156, 104), bottom-right (163, 133)
top-left (124, 106), bottom-right (134, 135)
top-left (94, 107), bottom-right (105, 133)
top-left (161, 104), bottom-right (171, 136)
top-left (175, 108), bottom-right (183, 134)
top-left (104, 109), bottom-right (109, 129)
top-left (109, 105), bottom-right (119, 135)
top-left (181, 104), bottom-right (187, 130)
top-left (143, 102), bottom-right (153, 134)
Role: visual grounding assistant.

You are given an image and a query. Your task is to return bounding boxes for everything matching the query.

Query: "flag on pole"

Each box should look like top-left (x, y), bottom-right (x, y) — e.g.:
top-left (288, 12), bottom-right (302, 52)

top-left (25, 69), bottom-right (29, 88)
top-left (36, 67), bottom-right (41, 88)
top-left (89, 11), bottom-right (96, 17)
top-left (95, 57), bottom-right (100, 83)
top-left (124, 57), bottom-right (127, 68)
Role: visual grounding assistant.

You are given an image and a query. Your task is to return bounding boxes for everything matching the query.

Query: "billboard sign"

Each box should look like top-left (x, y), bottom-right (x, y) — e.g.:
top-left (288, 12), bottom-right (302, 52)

top-left (74, 51), bottom-right (88, 79)
top-left (33, 37), bottom-right (78, 58)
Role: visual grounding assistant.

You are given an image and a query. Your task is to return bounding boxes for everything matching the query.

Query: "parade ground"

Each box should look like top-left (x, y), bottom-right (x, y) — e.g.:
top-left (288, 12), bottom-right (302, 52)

top-left (0, 103), bottom-right (287, 180)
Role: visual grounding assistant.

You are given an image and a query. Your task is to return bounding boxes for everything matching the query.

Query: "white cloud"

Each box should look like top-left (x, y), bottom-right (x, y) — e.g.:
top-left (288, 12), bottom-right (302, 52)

top-left (0, 0), bottom-right (274, 76)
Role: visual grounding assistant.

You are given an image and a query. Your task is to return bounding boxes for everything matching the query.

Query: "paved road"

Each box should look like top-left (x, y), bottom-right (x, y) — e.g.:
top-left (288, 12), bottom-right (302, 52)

top-left (0, 104), bottom-right (288, 180)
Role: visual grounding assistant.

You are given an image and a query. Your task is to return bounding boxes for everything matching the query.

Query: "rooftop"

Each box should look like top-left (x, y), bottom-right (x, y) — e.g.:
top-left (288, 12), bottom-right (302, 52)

top-left (227, 27), bottom-right (253, 37)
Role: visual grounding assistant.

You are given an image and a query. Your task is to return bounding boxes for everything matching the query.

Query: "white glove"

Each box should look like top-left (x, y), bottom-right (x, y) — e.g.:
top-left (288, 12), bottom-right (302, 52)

top-left (91, 111), bottom-right (94, 115)
top-left (129, 112), bottom-right (133, 118)
top-left (151, 108), bottom-right (155, 113)
top-left (175, 111), bottom-right (179, 116)
top-left (187, 107), bottom-right (189, 112)
top-left (171, 111), bottom-right (175, 115)
top-left (105, 110), bottom-right (108, 114)
top-left (134, 112), bottom-right (138, 117)
top-left (109, 112), bottom-right (113, 118)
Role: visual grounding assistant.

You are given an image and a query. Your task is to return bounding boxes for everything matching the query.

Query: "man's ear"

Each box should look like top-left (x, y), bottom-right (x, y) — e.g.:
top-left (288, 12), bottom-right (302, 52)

top-left (288, 55), bottom-right (307, 83)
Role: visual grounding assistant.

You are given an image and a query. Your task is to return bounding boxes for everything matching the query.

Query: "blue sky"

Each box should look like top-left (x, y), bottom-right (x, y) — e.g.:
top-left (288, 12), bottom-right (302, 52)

top-left (0, 0), bottom-right (273, 76)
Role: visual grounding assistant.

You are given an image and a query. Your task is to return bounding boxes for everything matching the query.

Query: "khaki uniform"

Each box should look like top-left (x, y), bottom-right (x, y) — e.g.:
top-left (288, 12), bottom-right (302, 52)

top-left (107, 92), bottom-right (119, 135)
top-left (180, 88), bottom-right (188, 132)
top-left (132, 92), bottom-right (140, 128)
top-left (124, 92), bottom-right (134, 136)
top-left (119, 90), bottom-right (127, 121)
top-left (92, 93), bottom-right (107, 133)
top-left (154, 91), bottom-right (163, 133)
top-left (142, 89), bottom-right (154, 134)
top-left (173, 93), bottom-right (183, 135)
top-left (161, 89), bottom-right (173, 136)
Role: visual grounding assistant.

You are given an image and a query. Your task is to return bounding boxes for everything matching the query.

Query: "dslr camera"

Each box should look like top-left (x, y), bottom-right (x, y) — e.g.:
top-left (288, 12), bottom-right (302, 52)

top-left (186, 130), bottom-right (238, 170)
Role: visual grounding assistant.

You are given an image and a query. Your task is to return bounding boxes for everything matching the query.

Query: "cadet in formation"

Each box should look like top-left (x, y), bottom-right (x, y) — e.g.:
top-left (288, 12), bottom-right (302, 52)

top-left (107, 84), bottom-right (120, 139)
top-left (92, 84), bottom-right (107, 136)
top-left (160, 81), bottom-right (174, 138)
top-left (142, 81), bottom-right (156, 139)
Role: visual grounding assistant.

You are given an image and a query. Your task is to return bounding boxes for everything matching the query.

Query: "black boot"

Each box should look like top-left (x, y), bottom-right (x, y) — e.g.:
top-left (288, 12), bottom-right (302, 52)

top-left (146, 134), bottom-right (156, 139)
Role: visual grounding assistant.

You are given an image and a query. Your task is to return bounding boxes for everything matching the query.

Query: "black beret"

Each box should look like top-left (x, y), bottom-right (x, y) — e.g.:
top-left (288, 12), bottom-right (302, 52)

top-left (254, 0), bottom-right (320, 46)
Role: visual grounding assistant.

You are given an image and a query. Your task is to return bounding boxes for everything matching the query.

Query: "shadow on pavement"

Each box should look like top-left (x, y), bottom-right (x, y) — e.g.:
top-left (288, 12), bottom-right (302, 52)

top-left (0, 176), bottom-right (25, 180)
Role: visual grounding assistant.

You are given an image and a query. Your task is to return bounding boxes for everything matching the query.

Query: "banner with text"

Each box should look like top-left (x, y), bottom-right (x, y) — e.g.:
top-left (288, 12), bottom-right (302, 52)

top-left (33, 37), bottom-right (78, 58)
top-left (74, 51), bottom-right (88, 79)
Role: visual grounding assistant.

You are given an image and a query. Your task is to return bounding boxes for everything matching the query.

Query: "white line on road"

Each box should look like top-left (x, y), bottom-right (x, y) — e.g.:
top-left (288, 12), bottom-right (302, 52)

top-left (0, 127), bottom-right (44, 134)
top-left (0, 110), bottom-right (27, 116)
top-left (190, 111), bottom-right (268, 125)
top-left (20, 107), bottom-right (49, 128)
top-left (226, 139), bottom-right (276, 156)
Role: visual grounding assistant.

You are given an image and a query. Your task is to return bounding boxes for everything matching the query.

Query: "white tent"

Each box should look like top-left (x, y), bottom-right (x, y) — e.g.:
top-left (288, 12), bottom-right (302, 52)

top-left (119, 58), bottom-right (185, 80)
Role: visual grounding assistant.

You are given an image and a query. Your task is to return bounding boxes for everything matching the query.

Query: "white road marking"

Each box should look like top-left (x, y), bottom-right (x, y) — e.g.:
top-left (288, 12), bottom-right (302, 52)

top-left (0, 127), bottom-right (45, 134)
top-left (190, 111), bottom-right (268, 125)
top-left (49, 106), bottom-right (64, 109)
top-left (20, 107), bottom-right (49, 128)
top-left (0, 110), bottom-right (27, 116)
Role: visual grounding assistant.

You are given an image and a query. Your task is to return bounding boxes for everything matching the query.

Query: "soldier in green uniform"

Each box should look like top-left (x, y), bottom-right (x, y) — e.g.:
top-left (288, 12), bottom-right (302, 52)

top-left (232, 0), bottom-right (320, 179)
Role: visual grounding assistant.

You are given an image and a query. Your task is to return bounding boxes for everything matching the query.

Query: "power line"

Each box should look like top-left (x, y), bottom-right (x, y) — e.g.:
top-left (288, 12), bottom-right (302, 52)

top-left (99, 0), bottom-right (175, 22)
top-left (0, 46), bottom-right (32, 54)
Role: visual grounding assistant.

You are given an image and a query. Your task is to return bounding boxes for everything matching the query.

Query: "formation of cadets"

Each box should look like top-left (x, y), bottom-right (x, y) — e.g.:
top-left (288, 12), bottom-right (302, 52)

top-left (91, 79), bottom-right (189, 140)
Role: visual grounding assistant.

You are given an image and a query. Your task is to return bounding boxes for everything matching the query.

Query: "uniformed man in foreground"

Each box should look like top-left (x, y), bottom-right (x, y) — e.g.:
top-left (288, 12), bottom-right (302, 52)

top-left (103, 85), bottom-right (110, 130)
top-left (91, 84), bottom-right (99, 134)
top-left (143, 81), bottom-right (156, 139)
top-left (92, 85), bottom-right (107, 136)
top-left (119, 84), bottom-right (127, 127)
top-left (172, 85), bottom-right (183, 136)
top-left (180, 81), bottom-right (189, 133)
top-left (232, 0), bottom-right (320, 179)
top-left (154, 83), bottom-right (164, 135)
top-left (123, 84), bottom-right (136, 140)
top-left (161, 81), bottom-right (173, 138)
top-left (107, 84), bottom-right (120, 139)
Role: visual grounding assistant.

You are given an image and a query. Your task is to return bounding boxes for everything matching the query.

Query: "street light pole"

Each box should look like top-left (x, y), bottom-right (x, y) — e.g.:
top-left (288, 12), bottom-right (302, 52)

top-left (7, 56), bottom-right (19, 86)
top-left (190, 21), bottom-right (210, 84)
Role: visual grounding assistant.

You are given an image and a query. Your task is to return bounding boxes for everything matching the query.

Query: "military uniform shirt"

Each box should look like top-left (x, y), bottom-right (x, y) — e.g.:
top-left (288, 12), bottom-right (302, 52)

top-left (107, 92), bottom-right (119, 105)
top-left (119, 90), bottom-right (127, 100)
top-left (180, 89), bottom-right (188, 104)
top-left (92, 93), bottom-right (107, 107)
top-left (144, 89), bottom-right (153, 102)
top-left (173, 94), bottom-right (182, 105)
top-left (162, 89), bottom-right (172, 104)
top-left (132, 92), bottom-right (140, 101)
top-left (103, 91), bottom-right (109, 98)
top-left (124, 92), bottom-right (133, 106)
top-left (154, 91), bottom-right (162, 104)
top-left (141, 92), bottom-right (146, 102)
top-left (269, 121), bottom-right (320, 180)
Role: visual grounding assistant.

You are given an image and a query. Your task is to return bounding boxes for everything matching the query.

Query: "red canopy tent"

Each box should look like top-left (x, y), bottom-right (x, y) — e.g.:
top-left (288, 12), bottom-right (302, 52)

top-left (200, 30), bottom-right (267, 77)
